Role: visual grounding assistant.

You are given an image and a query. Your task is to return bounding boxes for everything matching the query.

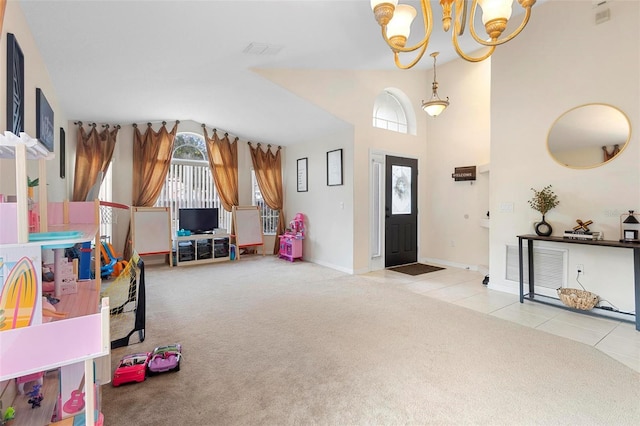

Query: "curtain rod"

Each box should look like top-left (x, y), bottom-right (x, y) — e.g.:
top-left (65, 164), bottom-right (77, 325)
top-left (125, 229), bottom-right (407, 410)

top-left (201, 123), bottom-right (236, 140)
top-left (248, 141), bottom-right (282, 150)
top-left (132, 120), bottom-right (179, 128)
top-left (74, 121), bottom-right (121, 129)
top-left (203, 123), bottom-right (282, 148)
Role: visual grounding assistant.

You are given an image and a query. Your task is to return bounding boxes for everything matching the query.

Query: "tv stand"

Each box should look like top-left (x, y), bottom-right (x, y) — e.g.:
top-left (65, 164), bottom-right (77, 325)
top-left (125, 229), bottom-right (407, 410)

top-left (172, 233), bottom-right (230, 266)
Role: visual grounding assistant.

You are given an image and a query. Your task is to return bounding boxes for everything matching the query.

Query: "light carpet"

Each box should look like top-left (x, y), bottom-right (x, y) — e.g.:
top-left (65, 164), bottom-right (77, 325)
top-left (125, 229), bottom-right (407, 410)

top-left (102, 256), bottom-right (640, 425)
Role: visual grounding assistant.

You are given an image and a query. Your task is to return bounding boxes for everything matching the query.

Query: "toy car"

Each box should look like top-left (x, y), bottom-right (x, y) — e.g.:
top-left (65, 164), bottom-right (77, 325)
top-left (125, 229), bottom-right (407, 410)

top-left (147, 343), bottom-right (182, 375)
top-left (112, 352), bottom-right (150, 386)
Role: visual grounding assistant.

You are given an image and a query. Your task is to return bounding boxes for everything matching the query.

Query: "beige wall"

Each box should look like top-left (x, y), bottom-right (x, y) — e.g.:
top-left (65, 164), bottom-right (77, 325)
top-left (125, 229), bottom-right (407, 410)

top-left (0, 1), bottom-right (67, 201)
top-left (258, 0), bottom-right (640, 311)
top-left (489, 0), bottom-right (639, 311)
top-left (281, 126), bottom-right (354, 272)
top-left (421, 58), bottom-right (491, 271)
top-left (257, 62), bottom-right (491, 273)
top-left (257, 68), bottom-right (430, 273)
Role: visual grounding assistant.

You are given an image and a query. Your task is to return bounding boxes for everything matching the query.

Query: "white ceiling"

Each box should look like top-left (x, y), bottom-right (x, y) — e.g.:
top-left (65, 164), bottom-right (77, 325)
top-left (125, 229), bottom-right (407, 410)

top-left (17, 0), bottom-right (539, 145)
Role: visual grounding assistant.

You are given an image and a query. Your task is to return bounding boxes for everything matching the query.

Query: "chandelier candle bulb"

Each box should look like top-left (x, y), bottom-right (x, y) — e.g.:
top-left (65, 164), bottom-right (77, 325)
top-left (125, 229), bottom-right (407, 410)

top-left (478, 0), bottom-right (510, 40)
top-left (479, 0), bottom-right (514, 23)
top-left (386, 4), bottom-right (417, 47)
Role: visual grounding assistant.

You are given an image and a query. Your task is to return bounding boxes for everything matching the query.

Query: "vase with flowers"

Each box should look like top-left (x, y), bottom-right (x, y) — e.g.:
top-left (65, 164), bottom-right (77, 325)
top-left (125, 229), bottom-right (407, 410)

top-left (528, 185), bottom-right (559, 236)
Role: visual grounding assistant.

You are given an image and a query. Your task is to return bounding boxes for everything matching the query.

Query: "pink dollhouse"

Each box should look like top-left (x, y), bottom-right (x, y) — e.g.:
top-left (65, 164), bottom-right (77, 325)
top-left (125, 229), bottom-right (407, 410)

top-left (0, 132), bottom-right (109, 426)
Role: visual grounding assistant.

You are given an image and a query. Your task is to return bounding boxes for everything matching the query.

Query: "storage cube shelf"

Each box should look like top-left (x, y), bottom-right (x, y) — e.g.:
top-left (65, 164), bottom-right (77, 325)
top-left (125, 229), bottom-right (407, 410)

top-left (172, 233), bottom-right (230, 266)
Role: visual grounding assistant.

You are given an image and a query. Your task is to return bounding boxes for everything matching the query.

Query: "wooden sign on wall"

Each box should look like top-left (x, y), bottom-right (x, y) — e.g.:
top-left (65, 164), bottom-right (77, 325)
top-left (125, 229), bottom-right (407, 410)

top-left (452, 166), bottom-right (476, 181)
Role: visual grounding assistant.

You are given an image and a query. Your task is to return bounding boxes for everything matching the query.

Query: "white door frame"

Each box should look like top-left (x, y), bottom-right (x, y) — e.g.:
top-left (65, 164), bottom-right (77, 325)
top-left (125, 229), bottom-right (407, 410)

top-left (369, 151), bottom-right (385, 271)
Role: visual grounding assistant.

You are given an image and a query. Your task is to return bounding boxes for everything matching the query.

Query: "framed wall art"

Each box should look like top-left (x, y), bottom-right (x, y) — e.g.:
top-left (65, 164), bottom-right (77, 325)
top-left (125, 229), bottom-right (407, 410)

top-left (297, 157), bottom-right (308, 192)
top-left (6, 33), bottom-right (25, 134)
top-left (326, 148), bottom-right (343, 186)
top-left (60, 127), bottom-right (66, 178)
top-left (36, 88), bottom-right (54, 152)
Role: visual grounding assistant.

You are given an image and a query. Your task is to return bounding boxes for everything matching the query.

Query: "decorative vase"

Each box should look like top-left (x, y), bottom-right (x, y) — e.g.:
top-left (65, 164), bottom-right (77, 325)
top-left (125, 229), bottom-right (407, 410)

top-left (535, 215), bottom-right (552, 236)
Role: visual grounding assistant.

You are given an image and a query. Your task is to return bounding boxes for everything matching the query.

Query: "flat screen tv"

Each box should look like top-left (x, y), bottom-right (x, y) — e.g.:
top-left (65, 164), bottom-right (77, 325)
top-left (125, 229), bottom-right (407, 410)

top-left (178, 208), bottom-right (219, 234)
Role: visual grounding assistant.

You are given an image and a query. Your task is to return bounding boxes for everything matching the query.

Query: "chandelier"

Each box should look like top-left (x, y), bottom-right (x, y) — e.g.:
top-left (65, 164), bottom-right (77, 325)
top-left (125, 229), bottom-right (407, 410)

top-left (370, 0), bottom-right (537, 69)
top-left (422, 52), bottom-right (449, 117)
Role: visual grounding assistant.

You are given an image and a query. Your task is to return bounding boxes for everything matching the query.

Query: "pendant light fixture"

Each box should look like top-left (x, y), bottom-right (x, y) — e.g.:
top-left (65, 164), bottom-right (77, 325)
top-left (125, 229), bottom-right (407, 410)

top-left (421, 52), bottom-right (449, 117)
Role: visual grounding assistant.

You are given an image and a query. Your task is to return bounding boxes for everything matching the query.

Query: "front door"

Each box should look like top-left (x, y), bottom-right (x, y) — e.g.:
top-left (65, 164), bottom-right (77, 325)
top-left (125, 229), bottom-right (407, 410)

top-left (385, 156), bottom-right (418, 267)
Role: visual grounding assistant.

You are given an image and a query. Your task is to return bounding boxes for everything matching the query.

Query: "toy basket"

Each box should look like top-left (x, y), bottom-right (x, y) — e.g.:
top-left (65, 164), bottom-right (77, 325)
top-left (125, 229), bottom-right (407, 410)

top-left (557, 288), bottom-right (599, 310)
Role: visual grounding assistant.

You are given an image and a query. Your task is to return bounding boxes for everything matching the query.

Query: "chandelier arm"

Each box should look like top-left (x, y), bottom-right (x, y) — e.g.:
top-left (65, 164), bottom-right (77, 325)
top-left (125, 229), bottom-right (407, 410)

top-left (452, 29), bottom-right (496, 62)
top-left (393, 41), bottom-right (429, 70)
top-left (380, 0), bottom-right (433, 54)
top-left (454, 0), bottom-right (467, 36)
top-left (469, 3), bottom-right (533, 46)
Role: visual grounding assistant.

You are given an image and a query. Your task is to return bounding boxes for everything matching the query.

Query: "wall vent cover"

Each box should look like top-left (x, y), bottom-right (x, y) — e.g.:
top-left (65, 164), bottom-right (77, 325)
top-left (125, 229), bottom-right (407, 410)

top-left (505, 244), bottom-right (567, 289)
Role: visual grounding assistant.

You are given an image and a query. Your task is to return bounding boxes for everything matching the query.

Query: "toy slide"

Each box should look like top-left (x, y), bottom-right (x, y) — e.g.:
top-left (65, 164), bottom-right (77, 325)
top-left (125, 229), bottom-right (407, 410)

top-left (0, 257), bottom-right (38, 331)
top-left (99, 241), bottom-right (128, 279)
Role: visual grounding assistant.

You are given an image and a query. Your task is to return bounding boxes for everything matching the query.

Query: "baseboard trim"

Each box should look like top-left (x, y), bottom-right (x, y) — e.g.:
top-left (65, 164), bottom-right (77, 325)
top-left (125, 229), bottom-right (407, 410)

top-left (305, 257), bottom-right (354, 275)
top-left (421, 257), bottom-right (476, 271)
top-left (487, 281), bottom-right (519, 295)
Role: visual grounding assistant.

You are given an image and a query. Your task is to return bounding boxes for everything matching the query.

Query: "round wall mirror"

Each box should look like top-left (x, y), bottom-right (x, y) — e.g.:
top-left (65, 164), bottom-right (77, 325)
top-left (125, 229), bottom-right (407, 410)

top-left (547, 103), bottom-right (631, 169)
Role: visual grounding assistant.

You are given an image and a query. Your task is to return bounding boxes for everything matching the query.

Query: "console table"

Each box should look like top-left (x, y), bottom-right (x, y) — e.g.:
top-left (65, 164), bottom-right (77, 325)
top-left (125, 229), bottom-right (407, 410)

top-left (517, 234), bottom-right (639, 331)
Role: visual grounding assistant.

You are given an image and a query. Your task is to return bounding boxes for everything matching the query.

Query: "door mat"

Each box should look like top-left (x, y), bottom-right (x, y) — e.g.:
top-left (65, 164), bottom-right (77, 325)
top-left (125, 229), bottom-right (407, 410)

top-left (387, 263), bottom-right (445, 276)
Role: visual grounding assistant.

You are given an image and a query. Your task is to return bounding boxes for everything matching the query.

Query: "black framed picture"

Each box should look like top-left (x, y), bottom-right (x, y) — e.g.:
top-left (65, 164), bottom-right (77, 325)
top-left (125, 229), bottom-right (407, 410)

top-left (297, 157), bottom-right (308, 192)
top-left (60, 127), bottom-right (66, 178)
top-left (36, 88), bottom-right (54, 152)
top-left (6, 33), bottom-right (25, 134)
top-left (327, 148), bottom-right (343, 186)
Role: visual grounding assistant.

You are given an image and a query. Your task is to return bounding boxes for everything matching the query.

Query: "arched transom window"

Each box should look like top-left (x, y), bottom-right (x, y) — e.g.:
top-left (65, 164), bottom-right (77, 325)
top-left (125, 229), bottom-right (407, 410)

top-left (155, 132), bottom-right (231, 232)
top-left (372, 88), bottom-right (417, 135)
top-left (172, 132), bottom-right (207, 160)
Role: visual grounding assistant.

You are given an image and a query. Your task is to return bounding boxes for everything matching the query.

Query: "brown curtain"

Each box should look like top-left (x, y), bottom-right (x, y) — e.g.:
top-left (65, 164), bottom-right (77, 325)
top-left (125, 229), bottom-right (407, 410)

top-left (123, 121), bottom-right (178, 259)
top-left (0, 1), bottom-right (7, 37)
top-left (248, 142), bottom-right (285, 254)
top-left (132, 121), bottom-right (178, 206)
top-left (202, 127), bottom-right (239, 212)
top-left (72, 123), bottom-right (119, 201)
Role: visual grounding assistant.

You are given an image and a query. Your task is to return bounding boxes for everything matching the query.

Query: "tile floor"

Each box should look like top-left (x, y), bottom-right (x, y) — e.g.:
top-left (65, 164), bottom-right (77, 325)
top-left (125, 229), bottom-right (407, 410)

top-left (368, 266), bottom-right (640, 373)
